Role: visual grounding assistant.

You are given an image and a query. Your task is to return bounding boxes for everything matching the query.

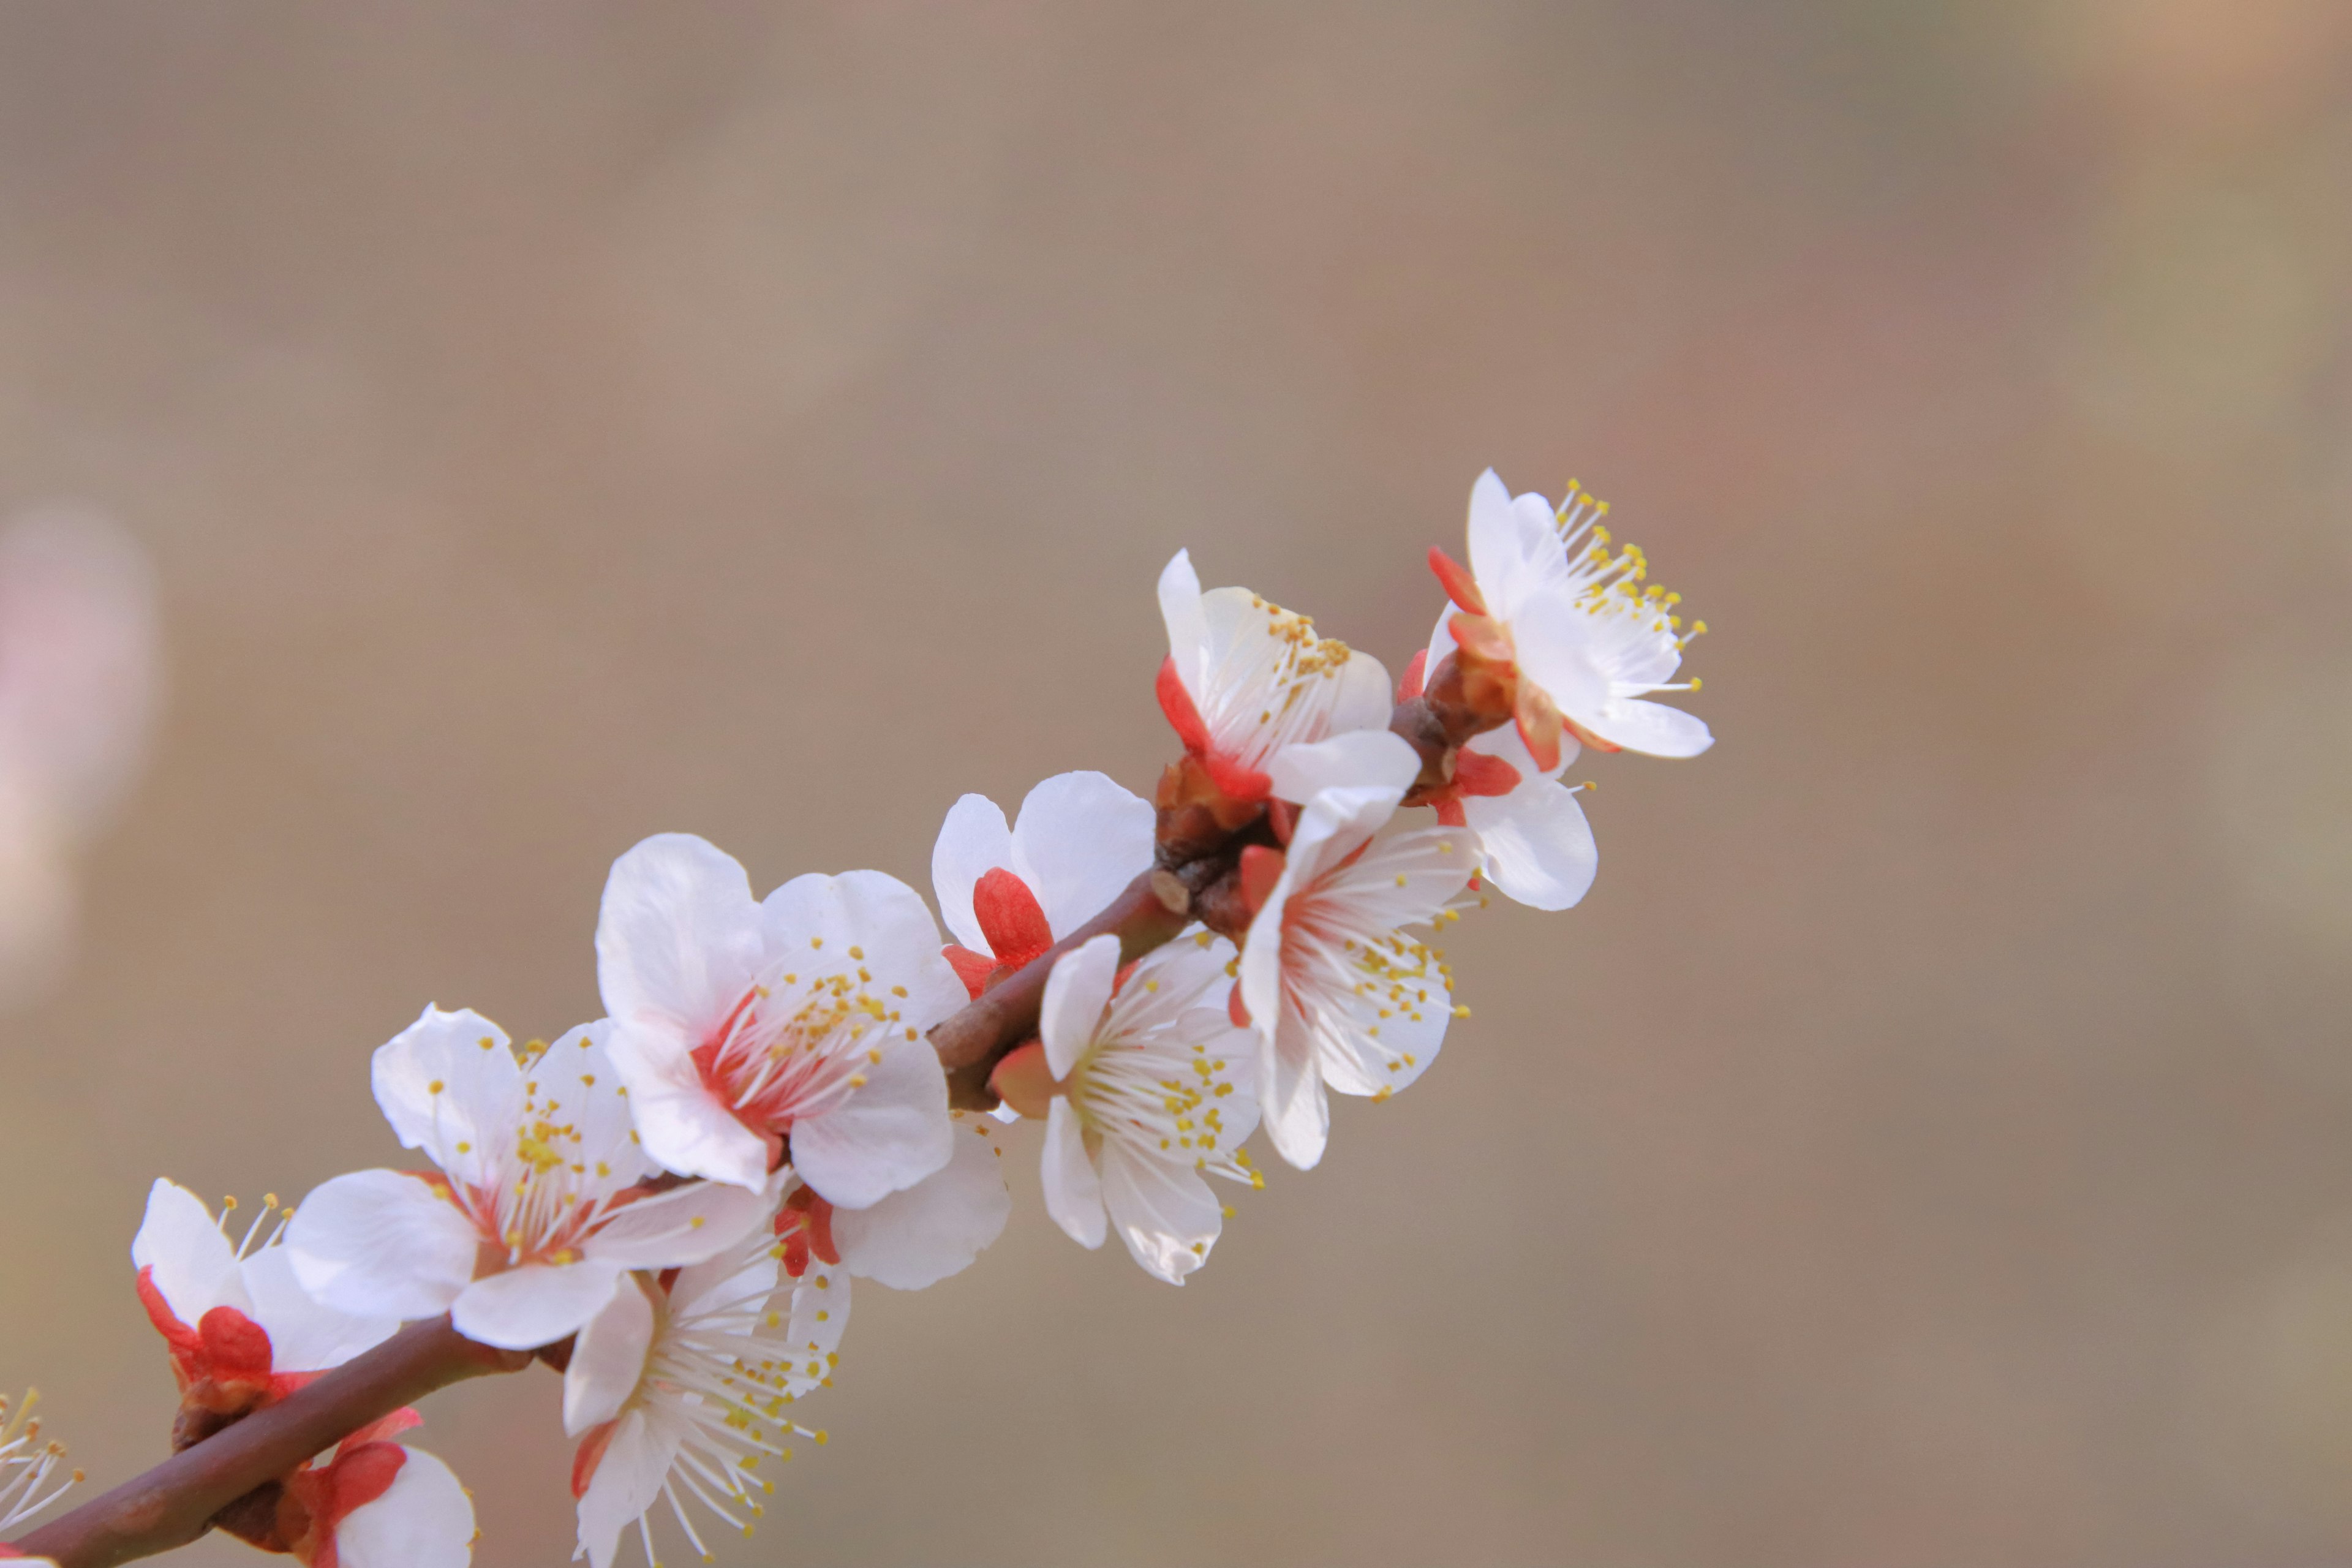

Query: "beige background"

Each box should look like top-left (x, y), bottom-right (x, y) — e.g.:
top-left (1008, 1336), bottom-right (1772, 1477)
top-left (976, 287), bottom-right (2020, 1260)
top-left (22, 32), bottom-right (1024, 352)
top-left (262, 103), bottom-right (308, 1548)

top-left (3, 4), bottom-right (2351, 1565)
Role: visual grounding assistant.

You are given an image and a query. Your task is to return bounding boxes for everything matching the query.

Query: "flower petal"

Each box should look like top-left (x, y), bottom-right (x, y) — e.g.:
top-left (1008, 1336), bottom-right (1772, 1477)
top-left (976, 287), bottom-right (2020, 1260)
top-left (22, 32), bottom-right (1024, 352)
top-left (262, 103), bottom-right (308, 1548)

top-left (1156, 548), bottom-right (1210, 699)
top-left (763, 869), bottom-right (967, 1031)
top-left (1464, 778), bottom-right (1597, 911)
top-left (131, 1178), bottom-right (248, 1326)
top-left (1588, 696), bottom-right (1714, 758)
top-left (929, 793), bottom-right (1013, 953)
top-left (1256, 1010), bottom-right (1332, 1171)
top-left (287, 1169), bottom-right (478, 1322)
top-left (1267, 730), bottom-right (1420, 806)
top-left (575, 1411), bottom-right (676, 1568)
top-left (564, 1274), bottom-right (657, 1436)
top-left (1508, 588), bottom-right (1612, 719)
top-left (831, 1110), bottom-right (1009, 1289)
top-left (451, 1259), bottom-right (626, 1351)
top-left (1037, 933), bottom-right (1120, 1082)
top-left (1039, 1097), bottom-right (1107, 1250)
top-left (239, 1246), bottom-right (397, 1374)
top-left (586, 1174), bottom-right (777, 1268)
top-left (332, 1447), bottom-right (474, 1568)
top-left (1008, 771), bottom-right (1154, 937)
top-left (371, 1005), bottom-right (522, 1194)
top-left (1099, 1142), bottom-right (1223, 1286)
top-left (788, 1033), bottom-right (952, 1210)
top-left (596, 833), bottom-right (764, 1051)
top-left (603, 1022), bottom-right (772, 1189)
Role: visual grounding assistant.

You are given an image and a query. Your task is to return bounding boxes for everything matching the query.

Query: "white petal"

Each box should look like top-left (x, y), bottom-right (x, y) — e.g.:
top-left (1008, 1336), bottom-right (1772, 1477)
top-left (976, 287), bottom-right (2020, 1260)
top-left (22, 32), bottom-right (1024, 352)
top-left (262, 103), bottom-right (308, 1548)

top-left (1036, 933), bottom-right (1120, 1081)
top-left (1257, 1012), bottom-right (1332, 1171)
top-left (1464, 715), bottom-right (1574, 782)
top-left (1098, 1143), bottom-right (1223, 1286)
top-left (586, 1176), bottom-right (775, 1268)
top-left (333, 1447), bottom-right (474, 1568)
top-left (547, 1021), bottom-right (659, 1192)
top-left (575, 1411), bottom-right (675, 1568)
top-left (1039, 1098), bottom-right (1107, 1250)
top-left (929, 793), bottom-right (1012, 952)
top-left (1317, 981), bottom-right (1450, 1099)
top-left (131, 1178), bottom-right (247, 1325)
top-left (781, 1263), bottom-right (851, 1392)
top-left (1463, 469), bottom-right (1519, 604)
top-left (1324, 647), bottom-right (1396, 737)
top-left (788, 1035), bottom-right (952, 1210)
top-left (1009, 771), bottom-right (1154, 937)
top-left (1156, 549), bottom-right (1209, 698)
top-left (667, 1225), bottom-right (782, 1324)
top-left (831, 1111), bottom-right (1010, 1289)
top-left (287, 1170), bottom-right (479, 1322)
top-left (451, 1260), bottom-right (626, 1351)
top-left (371, 1005), bottom-right (522, 1194)
top-left (1423, 608), bottom-right (1457, 688)
top-left (1586, 696), bottom-right (1714, 758)
top-left (763, 869), bottom-right (966, 1030)
top-left (603, 1022), bottom-right (772, 1189)
top-left (1267, 730), bottom-right (1420, 805)
top-left (1508, 589), bottom-right (1611, 718)
top-left (564, 1275), bottom-right (657, 1436)
top-left (1464, 779), bottom-right (1597, 911)
top-left (239, 1246), bottom-right (397, 1373)
top-left (595, 833), bottom-right (764, 1052)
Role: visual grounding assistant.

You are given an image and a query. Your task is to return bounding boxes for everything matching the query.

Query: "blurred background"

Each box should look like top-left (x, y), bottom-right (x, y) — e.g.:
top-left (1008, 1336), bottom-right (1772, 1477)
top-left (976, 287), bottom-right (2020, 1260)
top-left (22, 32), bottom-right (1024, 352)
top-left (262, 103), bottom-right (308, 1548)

top-left (1, 3), bottom-right (2348, 1564)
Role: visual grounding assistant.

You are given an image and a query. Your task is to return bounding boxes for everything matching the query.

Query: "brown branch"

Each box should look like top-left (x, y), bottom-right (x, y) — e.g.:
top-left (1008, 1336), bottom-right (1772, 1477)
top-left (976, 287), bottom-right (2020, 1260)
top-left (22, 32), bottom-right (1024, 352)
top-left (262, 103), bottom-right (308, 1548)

top-left (15, 1321), bottom-right (529, 1568)
top-left (24, 654), bottom-right (1503, 1568)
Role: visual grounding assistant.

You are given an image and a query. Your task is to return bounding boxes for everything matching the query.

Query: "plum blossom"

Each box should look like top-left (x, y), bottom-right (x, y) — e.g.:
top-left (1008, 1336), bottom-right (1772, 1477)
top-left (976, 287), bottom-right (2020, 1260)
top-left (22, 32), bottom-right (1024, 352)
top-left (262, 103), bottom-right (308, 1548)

top-left (932, 771), bottom-right (1154, 997)
top-left (1155, 550), bottom-right (1391, 807)
top-left (1425, 470), bottom-right (1710, 766)
top-left (0, 1387), bottom-right (76, 1546)
top-left (825, 1109), bottom-right (1011, 1289)
top-left (597, 835), bottom-right (968, 1208)
top-left (133, 1180), bottom-right (398, 1426)
top-left (288, 1010), bottom-right (775, 1351)
top-left (565, 1225), bottom-right (847, 1568)
top-left (264, 1433), bottom-right (477, 1568)
top-left (1395, 656), bottom-right (1597, 912)
top-left (992, 933), bottom-right (1261, 1284)
top-left (1237, 737), bottom-right (1476, 1170)
top-left (0, 508), bottom-right (159, 1007)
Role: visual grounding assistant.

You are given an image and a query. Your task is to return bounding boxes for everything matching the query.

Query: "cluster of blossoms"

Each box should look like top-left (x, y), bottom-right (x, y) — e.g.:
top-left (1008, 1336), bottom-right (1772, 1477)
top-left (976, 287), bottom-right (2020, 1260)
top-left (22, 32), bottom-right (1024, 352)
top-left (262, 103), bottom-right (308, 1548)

top-left (3, 470), bottom-right (1709, 1568)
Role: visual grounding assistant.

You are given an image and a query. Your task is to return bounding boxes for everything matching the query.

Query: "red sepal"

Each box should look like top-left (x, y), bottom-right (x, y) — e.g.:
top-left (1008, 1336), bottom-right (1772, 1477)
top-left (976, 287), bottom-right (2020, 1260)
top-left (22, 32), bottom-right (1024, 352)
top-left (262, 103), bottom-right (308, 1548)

top-left (1396, 647), bottom-right (1428, 702)
top-left (1514, 685), bottom-right (1564, 773)
top-left (1267, 798), bottom-right (1298, 846)
top-left (571, 1421), bottom-right (616, 1501)
top-left (1428, 546), bottom-right (1488, 616)
top-left (1201, 750), bottom-right (1273, 806)
top-left (972, 869), bottom-right (1053, 971)
top-left (1433, 797), bottom-right (1468, 827)
top-left (1155, 655), bottom-right (1212, 753)
top-left (1227, 984), bottom-right (1250, 1027)
top-left (1238, 845), bottom-right (1286, 918)
top-left (1452, 748), bottom-right (1523, 798)
top-left (287, 1440), bottom-right (407, 1568)
top-left (942, 944), bottom-right (996, 999)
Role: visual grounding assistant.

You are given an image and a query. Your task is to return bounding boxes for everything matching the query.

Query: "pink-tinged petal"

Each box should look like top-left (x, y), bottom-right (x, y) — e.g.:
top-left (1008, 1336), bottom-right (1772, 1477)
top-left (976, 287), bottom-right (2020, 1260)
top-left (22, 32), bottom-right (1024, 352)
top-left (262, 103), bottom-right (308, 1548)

top-left (1257, 1009), bottom-right (1332, 1171)
top-left (1009, 771), bottom-right (1154, 937)
top-left (788, 1035), bottom-right (952, 1210)
top-left (287, 1169), bottom-right (478, 1322)
top-left (831, 1111), bottom-right (1009, 1289)
top-left (332, 1446), bottom-right (473, 1568)
top-left (371, 1005), bottom-right (522, 1193)
top-left (1156, 549), bottom-right (1210, 699)
top-left (1037, 934), bottom-right (1120, 1081)
top-left (1098, 1143), bottom-right (1223, 1286)
top-left (595, 834), bottom-right (764, 1049)
top-left (575, 1410), bottom-right (676, 1568)
top-left (603, 1022), bottom-right (772, 1189)
top-left (1586, 696), bottom-right (1714, 758)
top-left (564, 1274), bottom-right (657, 1436)
top-left (1509, 589), bottom-right (1611, 718)
top-left (131, 1178), bottom-right (247, 1325)
top-left (451, 1259), bottom-right (627, 1351)
top-left (1039, 1098), bottom-right (1107, 1250)
top-left (930, 793), bottom-right (1012, 952)
top-left (1464, 779), bottom-right (1597, 911)
top-left (586, 1174), bottom-right (777, 1268)
top-left (1267, 730), bottom-right (1420, 807)
top-left (239, 1246), bottom-right (396, 1373)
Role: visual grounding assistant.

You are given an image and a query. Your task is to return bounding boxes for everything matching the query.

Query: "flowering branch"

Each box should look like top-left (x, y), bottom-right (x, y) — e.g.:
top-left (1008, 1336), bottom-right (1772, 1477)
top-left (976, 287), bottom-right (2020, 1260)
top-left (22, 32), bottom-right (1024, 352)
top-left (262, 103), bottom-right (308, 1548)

top-left (13, 1322), bottom-right (527, 1568)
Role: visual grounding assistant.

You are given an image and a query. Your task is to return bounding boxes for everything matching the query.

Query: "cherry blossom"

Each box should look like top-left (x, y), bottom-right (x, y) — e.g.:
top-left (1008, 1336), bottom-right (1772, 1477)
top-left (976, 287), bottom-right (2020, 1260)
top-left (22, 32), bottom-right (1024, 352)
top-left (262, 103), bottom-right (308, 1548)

top-left (0, 1387), bottom-right (75, 1548)
top-left (132, 1180), bottom-right (398, 1426)
top-left (932, 771), bottom-right (1153, 997)
top-left (597, 834), bottom-right (967, 1206)
top-left (1425, 469), bottom-right (1710, 766)
top-left (1155, 549), bottom-right (1391, 809)
top-left (1236, 744), bottom-right (1476, 1170)
top-left (1395, 655), bottom-right (1597, 911)
top-left (566, 1226), bottom-right (847, 1568)
top-left (0, 508), bottom-right (159, 1006)
top-left (992, 933), bottom-right (1261, 1284)
top-left (288, 1010), bottom-right (775, 1351)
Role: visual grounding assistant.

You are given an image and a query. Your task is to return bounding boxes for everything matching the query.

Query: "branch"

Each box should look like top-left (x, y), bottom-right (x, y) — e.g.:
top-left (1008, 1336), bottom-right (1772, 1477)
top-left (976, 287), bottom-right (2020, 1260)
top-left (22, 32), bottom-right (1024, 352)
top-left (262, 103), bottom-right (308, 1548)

top-left (15, 1321), bottom-right (529, 1568)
